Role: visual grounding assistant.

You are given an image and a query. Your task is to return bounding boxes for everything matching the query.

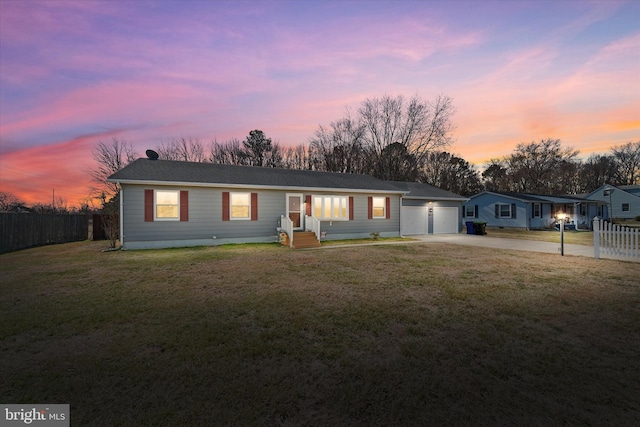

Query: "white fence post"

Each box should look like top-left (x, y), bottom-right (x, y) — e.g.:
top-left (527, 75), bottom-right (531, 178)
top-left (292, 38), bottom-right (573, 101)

top-left (593, 217), bottom-right (600, 259)
top-left (593, 217), bottom-right (640, 261)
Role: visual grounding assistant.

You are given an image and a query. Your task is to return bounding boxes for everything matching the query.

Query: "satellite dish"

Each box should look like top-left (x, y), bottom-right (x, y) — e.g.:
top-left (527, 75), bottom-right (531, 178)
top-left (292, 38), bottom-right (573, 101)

top-left (146, 149), bottom-right (159, 160)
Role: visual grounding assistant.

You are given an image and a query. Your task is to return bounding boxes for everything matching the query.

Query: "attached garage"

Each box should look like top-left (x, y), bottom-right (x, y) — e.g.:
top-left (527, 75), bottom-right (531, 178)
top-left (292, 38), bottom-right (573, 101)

top-left (401, 206), bottom-right (428, 235)
top-left (396, 182), bottom-right (467, 236)
top-left (401, 206), bottom-right (460, 235)
top-left (432, 207), bottom-right (459, 234)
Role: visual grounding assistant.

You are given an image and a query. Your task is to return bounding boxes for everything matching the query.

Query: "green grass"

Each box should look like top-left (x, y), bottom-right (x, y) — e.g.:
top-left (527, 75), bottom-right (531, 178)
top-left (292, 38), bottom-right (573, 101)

top-left (320, 236), bottom-right (412, 246)
top-left (485, 227), bottom-right (595, 245)
top-left (1, 241), bottom-right (639, 425)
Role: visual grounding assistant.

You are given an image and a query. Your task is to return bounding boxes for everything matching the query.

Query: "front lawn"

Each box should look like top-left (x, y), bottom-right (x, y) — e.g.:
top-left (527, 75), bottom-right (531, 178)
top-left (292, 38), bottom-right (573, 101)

top-left (1, 241), bottom-right (639, 425)
top-left (485, 227), bottom-right (595, 245)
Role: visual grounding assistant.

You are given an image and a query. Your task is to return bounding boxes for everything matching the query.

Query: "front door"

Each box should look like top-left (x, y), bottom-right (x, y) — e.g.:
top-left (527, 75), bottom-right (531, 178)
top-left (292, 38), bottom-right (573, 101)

top-left (287, 193), bottom-right (304, 230)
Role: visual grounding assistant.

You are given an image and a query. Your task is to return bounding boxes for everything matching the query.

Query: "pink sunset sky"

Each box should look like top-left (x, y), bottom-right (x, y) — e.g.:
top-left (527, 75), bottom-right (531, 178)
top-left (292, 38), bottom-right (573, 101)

top-left (1, 0), bottom-right (639, 207)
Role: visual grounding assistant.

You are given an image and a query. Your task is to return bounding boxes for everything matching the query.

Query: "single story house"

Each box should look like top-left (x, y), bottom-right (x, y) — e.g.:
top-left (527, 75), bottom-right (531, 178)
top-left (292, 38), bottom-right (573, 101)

top-left (107, 157), bottom-right (467, 249)
top-left (584, 184), bottom-right (640, 220)
top-left (463, 191), bottom-right (603, 230)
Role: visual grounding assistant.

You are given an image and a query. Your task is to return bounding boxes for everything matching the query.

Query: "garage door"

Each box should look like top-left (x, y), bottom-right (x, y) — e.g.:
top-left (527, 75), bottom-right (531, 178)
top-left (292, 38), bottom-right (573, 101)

top-left (433, 207), bottom-right (459, 234)
top-left (401, 206), bottom-right (427, 235)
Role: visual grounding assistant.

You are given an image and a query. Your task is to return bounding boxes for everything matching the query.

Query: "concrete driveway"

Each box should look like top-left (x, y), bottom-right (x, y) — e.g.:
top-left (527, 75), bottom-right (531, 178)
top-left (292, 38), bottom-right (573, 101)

top-left (414, 234), bottom-right (595, 258)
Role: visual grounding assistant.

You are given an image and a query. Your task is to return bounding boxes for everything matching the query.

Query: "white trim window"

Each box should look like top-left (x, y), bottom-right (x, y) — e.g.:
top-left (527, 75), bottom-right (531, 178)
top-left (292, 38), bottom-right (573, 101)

top-left (372, 197), bottom-right (386, 218)
top-left (313, 196), bottom-right (348, 220)
top-left (231, 192), bottom-right (251, 220)
top-left (464, 205), bottom-right (475, 218)
top-left (533, 203), bottom-right (541, 218)
top-left (499, 203), bottom-right (512, 218)
top-left (155, 190), bottom-right (179, 220)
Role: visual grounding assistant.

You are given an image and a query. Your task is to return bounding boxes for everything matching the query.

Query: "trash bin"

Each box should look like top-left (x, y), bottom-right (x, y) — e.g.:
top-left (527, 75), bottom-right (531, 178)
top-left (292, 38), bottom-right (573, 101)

top-left (465, 221), bottom-right (475, 234)
top-left (473, 222), bottom-right (486, 235)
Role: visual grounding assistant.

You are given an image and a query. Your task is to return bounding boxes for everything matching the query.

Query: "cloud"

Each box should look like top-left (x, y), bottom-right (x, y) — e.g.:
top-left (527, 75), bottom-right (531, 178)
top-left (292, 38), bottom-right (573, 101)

top-left (0, 132), bottom-right (121, 206)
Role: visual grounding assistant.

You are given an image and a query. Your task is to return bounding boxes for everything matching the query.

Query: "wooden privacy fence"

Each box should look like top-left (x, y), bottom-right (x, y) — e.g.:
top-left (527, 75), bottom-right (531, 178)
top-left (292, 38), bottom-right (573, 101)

top-left (593, 217), bottom-right (640, 261)
top-left (0, 213), bottom-right (89, 254)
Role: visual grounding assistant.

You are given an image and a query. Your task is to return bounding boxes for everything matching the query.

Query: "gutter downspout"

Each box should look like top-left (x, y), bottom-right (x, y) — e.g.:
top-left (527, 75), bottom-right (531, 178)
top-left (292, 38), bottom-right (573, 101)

top-left (399, 195), bottom-right (404, 237)
top-left (119, 184), bottom-right (124, 248)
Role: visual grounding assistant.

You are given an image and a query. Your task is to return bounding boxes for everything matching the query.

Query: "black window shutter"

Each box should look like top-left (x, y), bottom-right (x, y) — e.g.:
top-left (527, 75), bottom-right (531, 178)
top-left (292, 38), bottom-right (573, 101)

top-left (495, 204), bottom-right (499, 218)
top-left (462, 206), bottom-right (466, 218)
top-left (511, 203), bottom-right (517, 219)
top-left (474, 205), bottom-right (478, 218)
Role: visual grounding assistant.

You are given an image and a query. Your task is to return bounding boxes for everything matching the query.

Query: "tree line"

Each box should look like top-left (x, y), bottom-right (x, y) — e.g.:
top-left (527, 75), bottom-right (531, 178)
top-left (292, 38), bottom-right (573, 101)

top-left (84, 93), bottom-right (639, 202)
top-left (3, 91), bottom-right (637, 213)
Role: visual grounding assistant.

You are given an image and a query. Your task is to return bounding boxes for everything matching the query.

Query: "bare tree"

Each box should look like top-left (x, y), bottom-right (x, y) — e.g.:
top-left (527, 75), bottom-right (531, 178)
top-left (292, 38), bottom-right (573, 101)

top-left (209, 138), bottom-right (245, 165)
top-left (359, 94), bottom-right (455, 180)
top-left (309, 94), bottom-right (455, 180)
top-left (281, 144), bottom-right (314, 170)
top-left (506, 139), bottom-right (579, 194)
top-left (611, 141), bottom-right (640, 185)
top-left (157, 137), bottom-right (207, 162)
top-left (89, 137), bottom-right (138, 199)
top-left (364, 94), bottom-right (455, 178)
top-left (423, 152), bottom-right (483, 196)
top-left (99, 193), bottom-right (120, 249)
top-left (481, 159), bottom-right (510, 192)
top-left (0, 191), bottom-right (24, 212)
top-left (578, 154), bottom-right (618, 193)
top-left (309, 114), bottom-right (368, 173)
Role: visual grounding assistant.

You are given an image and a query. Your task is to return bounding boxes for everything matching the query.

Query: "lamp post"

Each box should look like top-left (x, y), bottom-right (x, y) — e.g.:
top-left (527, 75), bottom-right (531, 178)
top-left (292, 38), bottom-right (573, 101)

top-left (557, 213), bottom-right (565, 256)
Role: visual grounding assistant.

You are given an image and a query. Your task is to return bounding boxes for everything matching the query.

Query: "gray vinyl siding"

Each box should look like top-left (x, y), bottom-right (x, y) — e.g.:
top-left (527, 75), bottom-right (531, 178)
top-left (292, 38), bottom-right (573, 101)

top-left (319, 193), bottom-right (400, 239)
top-left (122, 185), bottom-right (284, 244)
top-left (121, 184), bottom-right (401, 247)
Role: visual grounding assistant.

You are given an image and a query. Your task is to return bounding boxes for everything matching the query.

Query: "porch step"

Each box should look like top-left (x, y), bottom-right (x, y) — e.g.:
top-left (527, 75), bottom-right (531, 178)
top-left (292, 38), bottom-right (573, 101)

top-left (283, 231), bottom-right (321, 249)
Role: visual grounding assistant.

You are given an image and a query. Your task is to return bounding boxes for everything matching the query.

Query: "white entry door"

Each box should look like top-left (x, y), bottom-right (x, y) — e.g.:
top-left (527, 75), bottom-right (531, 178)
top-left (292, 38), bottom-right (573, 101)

top-left (287, 193), bottom-right (304, 230)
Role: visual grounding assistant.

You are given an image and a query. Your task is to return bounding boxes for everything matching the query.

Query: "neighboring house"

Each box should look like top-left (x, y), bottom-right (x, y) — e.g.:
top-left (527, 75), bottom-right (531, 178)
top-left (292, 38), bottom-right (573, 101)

top-left (585, 184), bottom-right (640, 220)
top-left (463, 191), bottom-right (603, 230)
top-left (107, 158), bottom-right (466, 249)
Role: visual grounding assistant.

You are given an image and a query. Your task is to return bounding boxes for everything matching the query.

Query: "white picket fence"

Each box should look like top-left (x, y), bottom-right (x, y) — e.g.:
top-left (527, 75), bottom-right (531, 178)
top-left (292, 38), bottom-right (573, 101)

top-left (593, 217), bottom-right (640, 261)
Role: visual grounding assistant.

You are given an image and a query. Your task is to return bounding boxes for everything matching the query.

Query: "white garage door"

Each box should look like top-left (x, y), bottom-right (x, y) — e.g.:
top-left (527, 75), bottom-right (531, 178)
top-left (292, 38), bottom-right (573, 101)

top-left (433, 207), bottom-right (459, 234)
top-left (401, 207), bottom-right (427, 235)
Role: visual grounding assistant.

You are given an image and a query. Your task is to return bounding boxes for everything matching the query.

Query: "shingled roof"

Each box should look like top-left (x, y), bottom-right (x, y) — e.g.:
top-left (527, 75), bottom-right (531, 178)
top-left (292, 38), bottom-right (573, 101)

top-left (108, 158), bottom-right (406, 193)
top-left (392, 181), bottom-right (468, 201)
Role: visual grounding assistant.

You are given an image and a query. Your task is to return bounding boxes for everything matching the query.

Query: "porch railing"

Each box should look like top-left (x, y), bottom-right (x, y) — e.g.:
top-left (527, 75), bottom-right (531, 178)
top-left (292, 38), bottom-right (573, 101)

top-left (593, 217), bottom-right (640, 261)
top-left (281, 215), bottom-right (294, 248)
top-left (305, 215), bottom-right (321, 242)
